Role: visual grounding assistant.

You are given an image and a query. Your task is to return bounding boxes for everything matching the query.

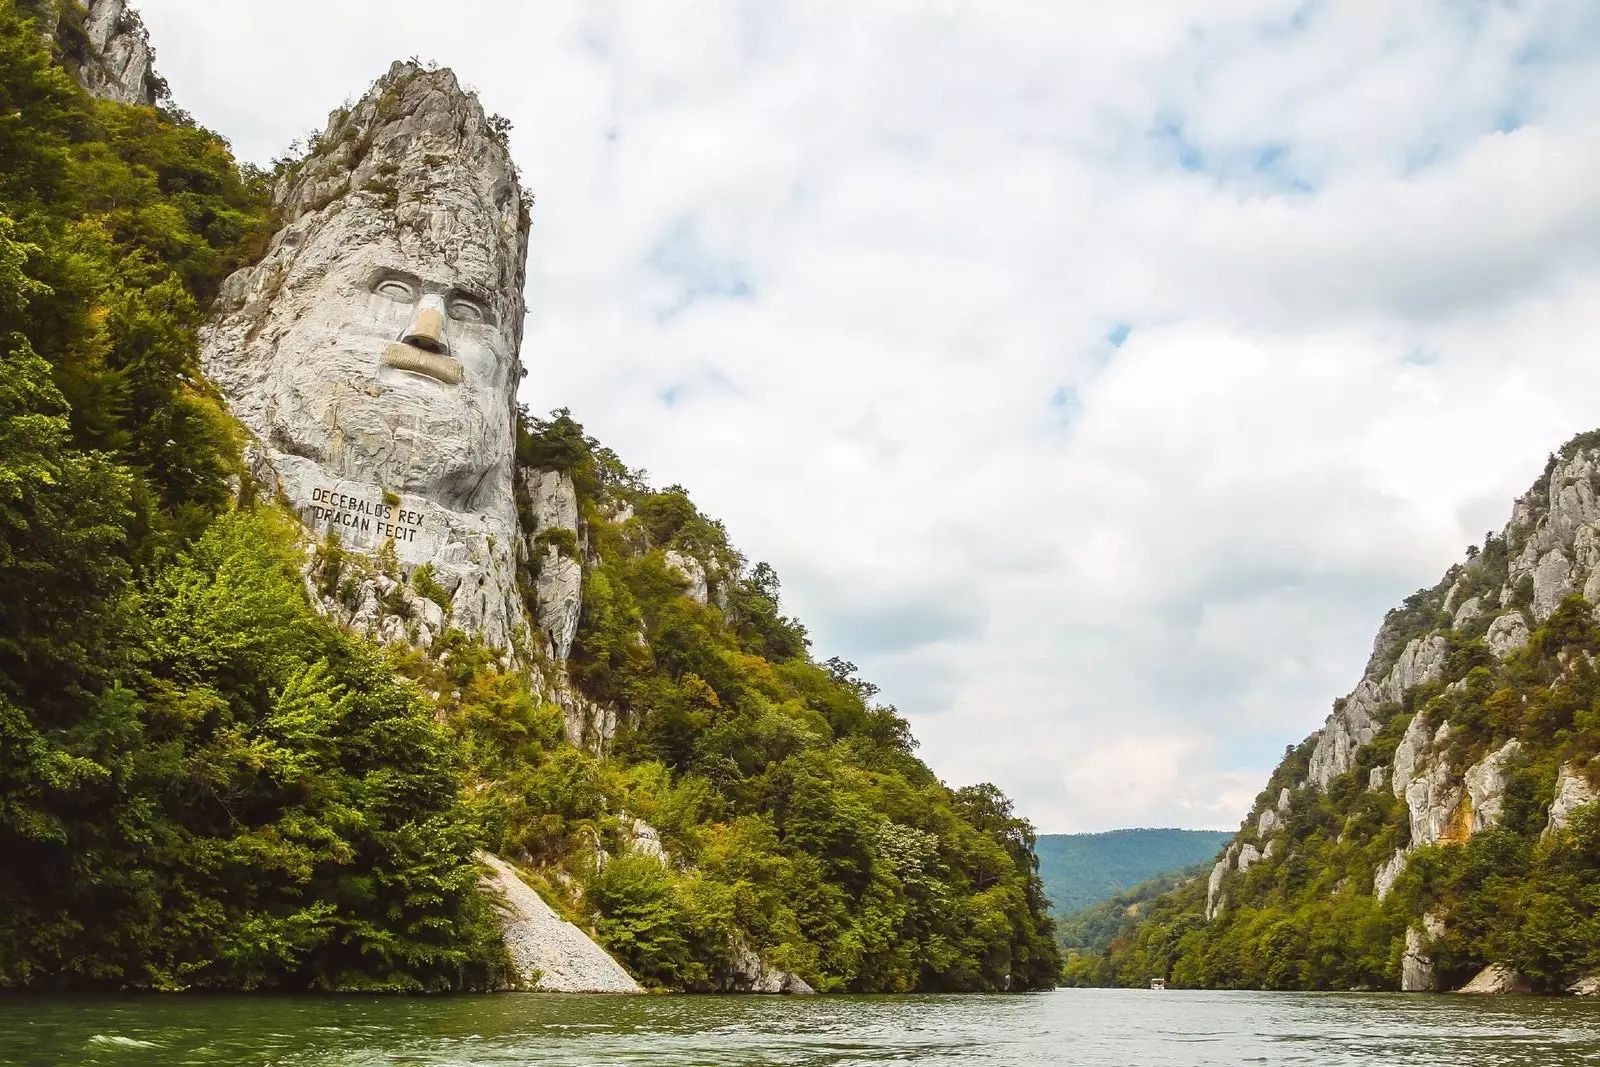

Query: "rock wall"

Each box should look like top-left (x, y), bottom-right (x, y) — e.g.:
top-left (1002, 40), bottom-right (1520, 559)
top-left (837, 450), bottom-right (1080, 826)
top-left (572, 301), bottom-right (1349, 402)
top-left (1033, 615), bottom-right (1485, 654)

top-left (78, 0), bottom-right (154, 104)
top-left (1214, 441), bottom-right (1600, 924)
top-left (201, 61), bottom-right (530, 652)
top-left (32, 0), bottom-right (158, 105)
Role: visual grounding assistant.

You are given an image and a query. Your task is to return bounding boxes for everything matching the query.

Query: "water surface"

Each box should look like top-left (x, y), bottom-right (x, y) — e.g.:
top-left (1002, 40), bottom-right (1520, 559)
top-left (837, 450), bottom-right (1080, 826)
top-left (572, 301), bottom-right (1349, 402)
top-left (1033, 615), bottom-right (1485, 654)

top-left (2, 989), bottom-right (1597, 1066)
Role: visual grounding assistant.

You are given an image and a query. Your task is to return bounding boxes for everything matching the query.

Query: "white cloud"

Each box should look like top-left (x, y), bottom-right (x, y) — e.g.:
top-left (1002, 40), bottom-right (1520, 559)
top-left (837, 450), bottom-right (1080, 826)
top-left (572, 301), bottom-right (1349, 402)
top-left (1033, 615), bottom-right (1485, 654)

top-left (137, 0), bottom-right (1600, 830)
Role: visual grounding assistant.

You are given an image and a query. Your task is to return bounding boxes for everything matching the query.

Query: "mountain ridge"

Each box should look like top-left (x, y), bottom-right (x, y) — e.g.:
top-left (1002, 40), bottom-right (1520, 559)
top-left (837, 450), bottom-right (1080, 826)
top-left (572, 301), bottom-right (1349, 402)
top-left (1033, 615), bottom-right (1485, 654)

top-left (1074, 431), bottom-right (1600, 994)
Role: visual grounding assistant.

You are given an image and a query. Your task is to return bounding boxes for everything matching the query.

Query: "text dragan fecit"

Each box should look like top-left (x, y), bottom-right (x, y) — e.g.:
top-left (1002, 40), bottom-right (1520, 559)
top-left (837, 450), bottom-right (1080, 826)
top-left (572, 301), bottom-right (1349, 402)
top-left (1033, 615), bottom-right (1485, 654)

top-left (308, 486), bottom-right (426, 542)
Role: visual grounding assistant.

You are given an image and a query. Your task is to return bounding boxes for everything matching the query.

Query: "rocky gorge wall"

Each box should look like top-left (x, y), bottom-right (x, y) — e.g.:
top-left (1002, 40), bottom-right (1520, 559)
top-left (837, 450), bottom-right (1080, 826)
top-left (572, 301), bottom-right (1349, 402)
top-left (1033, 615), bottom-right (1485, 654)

top-left (1182, 435), bottom-right (1600, 992)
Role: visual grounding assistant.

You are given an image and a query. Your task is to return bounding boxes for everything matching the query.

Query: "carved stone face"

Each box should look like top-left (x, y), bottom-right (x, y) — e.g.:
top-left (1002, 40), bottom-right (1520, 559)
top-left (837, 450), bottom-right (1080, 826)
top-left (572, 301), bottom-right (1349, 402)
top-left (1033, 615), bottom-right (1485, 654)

top-left (265, 232), bottom-right (518, 515)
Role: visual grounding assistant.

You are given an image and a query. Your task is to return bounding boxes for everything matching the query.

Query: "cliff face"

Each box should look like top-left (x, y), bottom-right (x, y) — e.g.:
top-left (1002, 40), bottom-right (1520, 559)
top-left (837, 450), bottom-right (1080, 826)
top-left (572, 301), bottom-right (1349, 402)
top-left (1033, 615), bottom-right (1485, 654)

top-left (31, 0), bottom-right (158, 105)
top-left (202, 61), bottom-right (531, 651)
top-left (1080, 432), bottom-right (1600, 994)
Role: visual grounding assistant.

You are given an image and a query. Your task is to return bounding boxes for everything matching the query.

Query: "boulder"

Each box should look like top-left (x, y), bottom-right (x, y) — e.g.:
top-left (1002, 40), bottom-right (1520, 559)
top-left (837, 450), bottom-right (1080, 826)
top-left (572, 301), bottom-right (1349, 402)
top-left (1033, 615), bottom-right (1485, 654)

top-left (477, 853), bottom-right (643, 993)
top-left (1455, 963), bottom-right (1532, 995)
top-left (1568, 975), bottom-right (1600, 996)
top-left (718, 938), bottom-right (816, 995)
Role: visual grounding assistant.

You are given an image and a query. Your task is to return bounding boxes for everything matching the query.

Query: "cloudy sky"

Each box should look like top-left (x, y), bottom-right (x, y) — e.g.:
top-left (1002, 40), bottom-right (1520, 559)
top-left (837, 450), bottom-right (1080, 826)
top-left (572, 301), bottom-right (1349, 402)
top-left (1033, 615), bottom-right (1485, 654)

top-left (138, 0), bottom-right (1600, 833)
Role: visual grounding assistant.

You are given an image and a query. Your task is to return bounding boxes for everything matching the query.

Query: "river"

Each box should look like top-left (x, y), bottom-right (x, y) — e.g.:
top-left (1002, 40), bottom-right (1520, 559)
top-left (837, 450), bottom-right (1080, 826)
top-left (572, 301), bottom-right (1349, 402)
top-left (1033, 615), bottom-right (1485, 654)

top-left (1, 989), bottom-right (1596, 1066)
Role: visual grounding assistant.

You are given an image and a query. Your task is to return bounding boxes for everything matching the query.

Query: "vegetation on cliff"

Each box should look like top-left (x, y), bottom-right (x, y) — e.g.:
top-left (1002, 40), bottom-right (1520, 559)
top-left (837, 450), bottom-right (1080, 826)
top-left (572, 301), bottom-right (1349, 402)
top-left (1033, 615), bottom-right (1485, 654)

top-left (0, 1), bottom-right (507, 991)
top-left (1070, 437), bottom-right (1600, 993)
top-left (0, 4), bottom-right (1058, 993)
top-left (437, 410), bottom-right (1060, 992)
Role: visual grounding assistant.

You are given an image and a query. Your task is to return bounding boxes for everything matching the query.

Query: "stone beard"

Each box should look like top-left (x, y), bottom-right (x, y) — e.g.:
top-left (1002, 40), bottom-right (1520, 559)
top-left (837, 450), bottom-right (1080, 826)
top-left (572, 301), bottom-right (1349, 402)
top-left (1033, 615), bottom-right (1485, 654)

top-left (201, 62), bottom-right (531, 649)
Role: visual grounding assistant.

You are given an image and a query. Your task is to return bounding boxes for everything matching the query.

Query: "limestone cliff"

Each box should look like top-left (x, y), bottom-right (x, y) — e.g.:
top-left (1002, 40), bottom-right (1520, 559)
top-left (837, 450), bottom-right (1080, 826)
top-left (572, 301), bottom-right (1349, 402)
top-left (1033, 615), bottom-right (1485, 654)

top-left (202, 60), bottom-right (530, 652)
top-left (1107, 432), bottom-right (1600, 994)
top-left (30, 0), bottom-right (159, 105)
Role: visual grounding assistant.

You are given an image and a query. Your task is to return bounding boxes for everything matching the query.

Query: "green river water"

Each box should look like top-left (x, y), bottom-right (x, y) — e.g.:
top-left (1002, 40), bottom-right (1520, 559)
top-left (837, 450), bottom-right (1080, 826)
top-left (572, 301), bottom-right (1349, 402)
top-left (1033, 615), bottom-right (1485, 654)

top-left (1, 989), bottom-right (1596, 1066)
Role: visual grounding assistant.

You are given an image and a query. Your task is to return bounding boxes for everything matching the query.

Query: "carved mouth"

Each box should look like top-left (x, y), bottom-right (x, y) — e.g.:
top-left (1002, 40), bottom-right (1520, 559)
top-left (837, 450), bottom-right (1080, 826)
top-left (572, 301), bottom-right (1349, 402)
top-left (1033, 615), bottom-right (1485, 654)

top-left (382, 342), bottom-right (463, 384)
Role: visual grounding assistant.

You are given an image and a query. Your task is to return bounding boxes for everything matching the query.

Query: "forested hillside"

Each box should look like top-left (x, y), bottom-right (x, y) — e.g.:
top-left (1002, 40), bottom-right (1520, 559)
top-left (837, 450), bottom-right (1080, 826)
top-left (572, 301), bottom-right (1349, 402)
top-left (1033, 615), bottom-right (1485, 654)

top-left (1035, 829), bottom-right (1230, 915)
top-left (1072, 434), bottom-right (1600, 994)
top-left (0, 1), bottom-right (1058, 993)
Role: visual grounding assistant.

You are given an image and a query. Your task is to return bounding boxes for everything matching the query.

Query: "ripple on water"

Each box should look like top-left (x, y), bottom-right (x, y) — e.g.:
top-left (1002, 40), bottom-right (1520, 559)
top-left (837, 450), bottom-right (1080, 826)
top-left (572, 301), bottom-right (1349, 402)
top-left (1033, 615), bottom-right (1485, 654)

top-left (4, 990), bottom-right (1600, 1067)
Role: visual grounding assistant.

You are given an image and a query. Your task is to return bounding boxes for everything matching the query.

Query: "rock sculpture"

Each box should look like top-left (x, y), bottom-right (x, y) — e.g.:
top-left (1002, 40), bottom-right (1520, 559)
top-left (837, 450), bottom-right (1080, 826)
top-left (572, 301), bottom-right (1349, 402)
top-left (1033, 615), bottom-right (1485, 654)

top-left (202, 61), bottom-right (530, 649)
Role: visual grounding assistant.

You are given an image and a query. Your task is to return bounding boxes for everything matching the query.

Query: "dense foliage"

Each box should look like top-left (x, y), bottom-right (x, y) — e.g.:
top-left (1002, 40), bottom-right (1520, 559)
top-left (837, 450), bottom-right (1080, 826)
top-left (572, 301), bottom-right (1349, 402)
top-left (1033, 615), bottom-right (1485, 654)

top-left (1055, 863), bottom-right (1210, 957)
top-left (1071, 526), bottom-right (1600, 992)
top-left (0, 5), bottom-right (1057, 993)
top-left (0, 2), bottom-right (506, 991)
top-left (443, 410), bottom-right (1061, 992)
top-left (1035, 829), bottom-right (1231, 916)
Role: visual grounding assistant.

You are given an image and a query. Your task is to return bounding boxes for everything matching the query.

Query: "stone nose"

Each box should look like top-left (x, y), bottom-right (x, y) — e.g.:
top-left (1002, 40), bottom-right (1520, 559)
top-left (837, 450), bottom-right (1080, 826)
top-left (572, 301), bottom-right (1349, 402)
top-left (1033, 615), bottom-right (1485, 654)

top-left (402, 295), bottom-right (449, 355)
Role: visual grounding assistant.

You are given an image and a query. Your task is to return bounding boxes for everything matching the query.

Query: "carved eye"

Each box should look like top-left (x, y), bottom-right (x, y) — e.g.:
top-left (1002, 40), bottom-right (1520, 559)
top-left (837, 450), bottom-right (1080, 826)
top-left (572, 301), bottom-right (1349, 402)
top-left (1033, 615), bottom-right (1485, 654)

top-left (448, 297), bottom-right (487, 323)
top-left (374, 278), bottom-right (416, 302)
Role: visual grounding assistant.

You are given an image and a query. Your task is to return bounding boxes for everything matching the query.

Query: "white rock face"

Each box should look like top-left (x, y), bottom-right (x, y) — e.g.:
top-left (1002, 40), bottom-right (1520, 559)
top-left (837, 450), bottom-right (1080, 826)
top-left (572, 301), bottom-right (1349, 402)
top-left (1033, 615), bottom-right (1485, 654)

top-left (664, 549), bottom-right (710, 606)
top-left (1368, 767), bottom-right (1386, 792)
top-left (1545, 763), bottom-right (1599, 838)
top-left (78, 0), bottom-right (156, 105)
top-left (1374, 850), bottom-right (1408, 902)
top-left (621, 816), bottom-right (668, 863)
top-left (202, 62), bottom-right (530, 650)
top-left (477, 853), bottom-right (643, 993)
top-left (1307, 635), bottom-right (1448, 790)
top-left (1277, 787), bottom-right (1291, 813)
top-left (1532, 549), bottom-right (1574, 621)
top-left (1236, 843), bottom-right (1261, 873)
top-left (720, 938), bottom-right (817, 995)
top-left (523, 469), bottom-right (582, 662)
top-left (1257, 808), bottom-right (1279, 837)
top-left (526, 468), bottom-right (580, 533)
top-left (1464, 740), bottom-right (1522, 833)
top-left (1205, 859), bottom-right (1228, 921)
top-left (1452, 595), bottom-right (1482, 631)
top-left (1456, 963), bottom-right (1532, 995)
top-left (1569, 975), bottom-right (1600, 996)
top-left (1401, 913), bottom-right (1446, 992)
top-left (1486, 612), bottom-right (1531, 659)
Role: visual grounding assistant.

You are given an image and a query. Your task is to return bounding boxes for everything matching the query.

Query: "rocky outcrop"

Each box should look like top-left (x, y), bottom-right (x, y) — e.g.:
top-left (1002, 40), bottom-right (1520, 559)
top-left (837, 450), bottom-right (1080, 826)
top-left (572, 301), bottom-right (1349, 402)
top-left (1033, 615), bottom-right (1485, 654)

top-left (664, 549), bottom-right (710, 606)
top-left (522, 469), bottom-right (582, 662)
top-left (1401, 913), bottom-right (1446, 992)
top-left (1545, 763), bottom-right (1598, 839)
top-left (1257, 808), bottom-right (1280, 837)
top-left (717, 938), bottom-right (816, 995)
top-left (1205, 857), bottom-right (1228, 921)
top-left (1307, 635), bottom-right (1448, 790)
top-left (477, 853), bottom-right (643, 994)
top-left (78, 0), bottom-right (155, 104)
top-left (1455, 963), bottom-right (1532, 995)
top-left (1464, 740), bottom-right (1522, 832)
top-left (1568, 975), bottom-right (1600, 996)
top-left (1485, 612), bottom-right (1531, 659)
top-left (202, 62), bottom-right (530, 651)
top-left (1452, 595), bottom-right (1482, 630)
top-left (1373, 850), bottom-right (1408, 902)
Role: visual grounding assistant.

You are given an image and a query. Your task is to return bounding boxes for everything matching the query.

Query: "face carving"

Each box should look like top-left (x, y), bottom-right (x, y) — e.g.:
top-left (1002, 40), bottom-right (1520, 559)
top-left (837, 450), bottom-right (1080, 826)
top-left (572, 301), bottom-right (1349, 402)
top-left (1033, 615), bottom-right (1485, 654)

top-left (265, 237), bottom-right (518, 516)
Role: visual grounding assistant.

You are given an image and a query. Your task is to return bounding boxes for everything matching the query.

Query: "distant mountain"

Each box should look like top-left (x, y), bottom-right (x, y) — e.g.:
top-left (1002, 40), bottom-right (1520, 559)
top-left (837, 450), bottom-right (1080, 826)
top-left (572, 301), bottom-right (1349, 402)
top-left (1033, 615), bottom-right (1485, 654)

top-left (1035, 829), bottom-right (1232, 915)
